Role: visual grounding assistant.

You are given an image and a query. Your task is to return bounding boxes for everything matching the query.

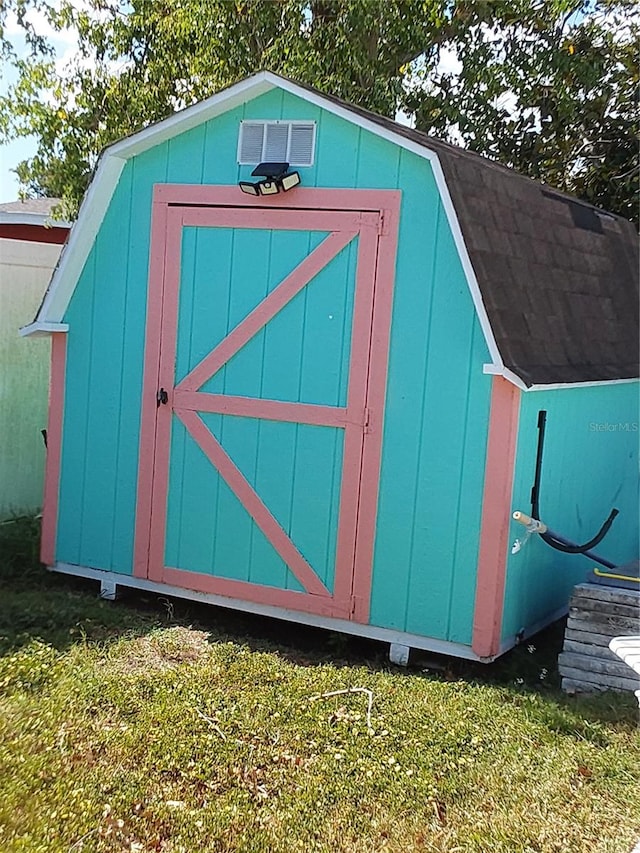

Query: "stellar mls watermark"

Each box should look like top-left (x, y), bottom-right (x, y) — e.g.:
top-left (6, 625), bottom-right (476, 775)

top-left (589, 421), bottom-right (638, 432)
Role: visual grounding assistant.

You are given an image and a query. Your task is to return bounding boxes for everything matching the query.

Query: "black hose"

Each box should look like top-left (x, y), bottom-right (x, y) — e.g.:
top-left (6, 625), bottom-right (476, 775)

top-left (540, 510), bottom-right (619, 555)
top-left (538, 525), bottom-right (617, 569)
top-left (531, 410), bottom-right (618, 557)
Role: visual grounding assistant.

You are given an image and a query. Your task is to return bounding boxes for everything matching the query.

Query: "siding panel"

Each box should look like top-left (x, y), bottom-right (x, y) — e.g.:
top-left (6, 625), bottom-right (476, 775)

top-left (448, 321), bottom-right (492, 643)
top-left (110, 148), bottom-right (169, 573)
top-left (57, 249), bottom-right (96, 565)
top-left (502, 381), bottom-right (639, 642)
top-left (368, 154), bottom-right (438, 631)
top-left (78, 165), bottom-right (133, 568)
top-left (368, 151), bottom-right (491, 641)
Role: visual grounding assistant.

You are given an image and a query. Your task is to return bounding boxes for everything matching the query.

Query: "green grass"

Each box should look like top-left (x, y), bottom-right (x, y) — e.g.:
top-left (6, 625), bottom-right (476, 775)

top-left (0, 517), bottom-right (639, 852)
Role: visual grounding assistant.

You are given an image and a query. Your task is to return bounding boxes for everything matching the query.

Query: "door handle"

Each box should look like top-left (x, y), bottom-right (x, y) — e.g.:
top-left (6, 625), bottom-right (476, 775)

top-left (156, 387), bottom-right (169, 407)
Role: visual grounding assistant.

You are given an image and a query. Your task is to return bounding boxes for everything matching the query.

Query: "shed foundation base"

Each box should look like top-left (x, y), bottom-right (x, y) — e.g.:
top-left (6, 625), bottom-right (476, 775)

top-left (100, 579), bottom-right (119, 600)
top-left (389, 643), bottom-right (410, 666)
top-left (50, 562), bottom-right (499, 662)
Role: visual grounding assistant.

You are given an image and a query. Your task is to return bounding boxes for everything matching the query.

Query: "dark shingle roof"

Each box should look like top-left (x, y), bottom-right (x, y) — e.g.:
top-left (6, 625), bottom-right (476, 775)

top-left (303, 85), bottom-right (639, 386)
top-left (0, 198), bottom-right (62, 215)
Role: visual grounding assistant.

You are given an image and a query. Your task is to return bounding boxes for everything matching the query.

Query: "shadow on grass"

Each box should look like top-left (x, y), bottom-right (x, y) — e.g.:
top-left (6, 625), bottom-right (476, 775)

top-left (2, 514), bottom-right (637, 732)
top-left (0, 515), bottom-right (161, 656)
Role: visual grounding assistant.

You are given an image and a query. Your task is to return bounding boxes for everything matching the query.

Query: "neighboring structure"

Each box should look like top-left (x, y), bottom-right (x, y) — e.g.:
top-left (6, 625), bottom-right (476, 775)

top-left (22, 73), bottom-right (639, 661)
top-left (0, 199), bottom-right (70, 518)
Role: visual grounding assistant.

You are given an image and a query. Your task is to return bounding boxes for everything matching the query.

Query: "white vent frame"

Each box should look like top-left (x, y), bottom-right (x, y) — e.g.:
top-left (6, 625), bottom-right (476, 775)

top-left (237, 120), bottom-right (316, 167)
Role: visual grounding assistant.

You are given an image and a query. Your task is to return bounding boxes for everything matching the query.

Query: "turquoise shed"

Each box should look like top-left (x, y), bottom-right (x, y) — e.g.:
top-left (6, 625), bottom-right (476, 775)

top-left (22, 73), bottom-right (639, 662)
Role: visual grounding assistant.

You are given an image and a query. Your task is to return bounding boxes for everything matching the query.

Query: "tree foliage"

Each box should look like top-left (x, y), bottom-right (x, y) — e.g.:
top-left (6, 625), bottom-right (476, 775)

top-left (405, 0), bottom-right (639, 223)
top-left (0, 0), bottom-right (637, 223)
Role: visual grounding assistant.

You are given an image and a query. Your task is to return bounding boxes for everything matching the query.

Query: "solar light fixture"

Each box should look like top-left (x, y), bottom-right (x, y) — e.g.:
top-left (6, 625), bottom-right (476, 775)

top-left (258, 180), bottom-right (280, 196)
top-left (238, 181), bottom-right (260, 196)
top-left (280, 171), bottom-right (301, 191)
top-left (238, 162), bottom-right (301, 196)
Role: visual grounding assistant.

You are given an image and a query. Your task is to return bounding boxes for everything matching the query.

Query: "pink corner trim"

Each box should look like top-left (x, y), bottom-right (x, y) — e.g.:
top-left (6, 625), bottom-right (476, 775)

top-left (173, 390), bottom-right (349, 428)
top-left (176, 408), bottom-right (331, 598)
top-left (146, 207), bottom-right (185, 582)
top-left (177, 229), bottom-right (357, 393)
top-left (350, 201), bottom-right (402, 623)
top-left (40, 332), bottom-right (67, 566)
top-left (331, 216), bottom-right (380, 610)
top-left (133, 200), bottom-right (172, 579)
top-left (472, 376), bottom-right (521, 657)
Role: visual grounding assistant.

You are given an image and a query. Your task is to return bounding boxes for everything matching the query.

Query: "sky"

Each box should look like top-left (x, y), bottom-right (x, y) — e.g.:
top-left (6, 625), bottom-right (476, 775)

top-left (0, 138), bottom-right (37, 203)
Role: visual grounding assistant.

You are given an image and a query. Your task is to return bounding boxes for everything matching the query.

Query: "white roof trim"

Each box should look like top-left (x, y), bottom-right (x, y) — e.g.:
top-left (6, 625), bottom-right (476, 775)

top-left (483, 363), bottom-right (638, 391)
top-left (22, 69), bottom-right (501, 373)
top-left (527, 377), bottom-right (639, 392)
top-left (0, 211), bottom-right (72, 228)
top-left (19, 321), bottom-right (69, 337)
top-left (108, 75), bottom-right (274, 159)
top-left (483, 363), bottom-right (527, 391)
top-left (34, 155), bottom-right (126, 326)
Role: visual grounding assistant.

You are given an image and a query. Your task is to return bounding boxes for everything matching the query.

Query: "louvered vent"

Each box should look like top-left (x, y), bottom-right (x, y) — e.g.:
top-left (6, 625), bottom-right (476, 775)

top-left (238, 121), bottom-right (316, 166)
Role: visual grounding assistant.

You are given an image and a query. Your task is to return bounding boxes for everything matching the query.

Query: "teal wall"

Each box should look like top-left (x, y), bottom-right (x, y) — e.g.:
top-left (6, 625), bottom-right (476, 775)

top-left (502, 381), bottom-right (639, 642)
top-left (368, 209), bottom-right (492, 645)
top-left (165, 226), bottom-right (352, 593)
top-left (57, 86), bottom-right (490, 644)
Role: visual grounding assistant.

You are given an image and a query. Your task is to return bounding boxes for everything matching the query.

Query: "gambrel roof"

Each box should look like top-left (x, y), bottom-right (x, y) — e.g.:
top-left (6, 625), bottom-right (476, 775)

top-left (22, 72), bottom-right (639, 389)
top-left (309, 88), bottom-right (640, 387)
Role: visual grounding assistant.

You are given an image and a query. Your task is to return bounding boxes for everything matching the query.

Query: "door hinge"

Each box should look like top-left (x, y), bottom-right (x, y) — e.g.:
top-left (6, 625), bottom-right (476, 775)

top-left (377, 212), bottom-right (386, 236)
top-left (363, 407), bottom-right (372, 433)
top-left (156, 387), bottom-right (169, 407)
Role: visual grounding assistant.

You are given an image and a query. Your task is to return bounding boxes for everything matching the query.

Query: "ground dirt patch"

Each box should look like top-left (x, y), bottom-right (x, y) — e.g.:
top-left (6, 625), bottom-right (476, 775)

top-left (103, 626), bottom-right (212, 675)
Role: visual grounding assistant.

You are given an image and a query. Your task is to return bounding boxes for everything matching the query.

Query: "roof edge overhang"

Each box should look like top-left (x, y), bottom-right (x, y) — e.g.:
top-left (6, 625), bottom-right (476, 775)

top-left (22, 70), bottom-right (502, 374)
top-left (0, 211), bottom-right (72, 229)
top-left (483, 363), bottom-right (639, 391)
top-left (483, 363), bottom-right (528, 390)
top-left (19, 321), bottom-right (69, 338)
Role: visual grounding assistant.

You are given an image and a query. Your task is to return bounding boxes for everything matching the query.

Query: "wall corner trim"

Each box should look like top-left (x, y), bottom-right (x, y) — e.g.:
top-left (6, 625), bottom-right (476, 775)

top-left (472, 375), bottom-right (521, 657)
top-left (40, 332), bottom-right (67, 566)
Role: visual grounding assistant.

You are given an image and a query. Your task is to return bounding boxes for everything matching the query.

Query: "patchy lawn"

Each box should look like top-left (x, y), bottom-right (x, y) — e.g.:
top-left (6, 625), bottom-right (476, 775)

top-left (0, 516), bottom-right (638, 853)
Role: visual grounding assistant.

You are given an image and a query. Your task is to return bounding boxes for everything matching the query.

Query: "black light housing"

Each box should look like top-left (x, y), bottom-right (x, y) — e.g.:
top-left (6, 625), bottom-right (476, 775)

top-left (238, 161), bottom-right (302, 196)
top-left (252, 162), bottom-right (290, 179)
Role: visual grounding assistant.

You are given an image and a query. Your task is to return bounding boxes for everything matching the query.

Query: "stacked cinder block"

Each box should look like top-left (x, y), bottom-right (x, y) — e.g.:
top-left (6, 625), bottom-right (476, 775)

top-left (559, 583), bottom-right (640, 694)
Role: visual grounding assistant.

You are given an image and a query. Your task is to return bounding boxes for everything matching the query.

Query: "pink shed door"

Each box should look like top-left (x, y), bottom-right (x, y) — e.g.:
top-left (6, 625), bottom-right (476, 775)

top-left (134, 186), bottom-right (400, 622)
